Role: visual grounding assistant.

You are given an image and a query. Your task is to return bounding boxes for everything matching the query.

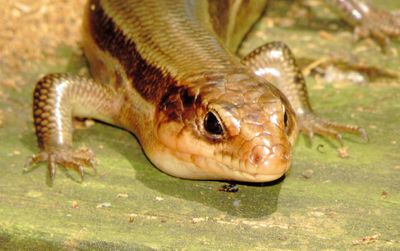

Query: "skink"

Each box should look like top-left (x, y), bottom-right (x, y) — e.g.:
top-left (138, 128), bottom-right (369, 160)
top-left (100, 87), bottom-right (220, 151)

top-left (30, 0), bottom-right (399, 182)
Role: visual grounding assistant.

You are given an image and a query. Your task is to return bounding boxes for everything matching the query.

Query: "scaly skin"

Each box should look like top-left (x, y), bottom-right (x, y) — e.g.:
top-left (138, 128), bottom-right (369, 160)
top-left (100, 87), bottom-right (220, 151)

top-left (29, 0), bottom-right (398, 183)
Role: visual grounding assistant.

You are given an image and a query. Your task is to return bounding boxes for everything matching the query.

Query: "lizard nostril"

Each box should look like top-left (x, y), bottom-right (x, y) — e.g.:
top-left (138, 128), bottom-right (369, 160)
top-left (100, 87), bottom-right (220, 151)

top-left (249, 145), bottom-right (271, 166)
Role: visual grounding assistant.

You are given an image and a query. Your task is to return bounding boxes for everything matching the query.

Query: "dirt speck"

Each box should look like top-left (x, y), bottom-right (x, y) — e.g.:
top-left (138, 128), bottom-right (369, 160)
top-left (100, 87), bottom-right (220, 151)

top-left (192, 217), bottom-right (207, 224)
top-left (116, 193), bottom-right (129, 198)
top-left (337, 146), bottom-right (349, 158)
top-left (352, 234), bottom-right (380, 245)
top-left (96, 202), bottom-right (111, 209)
top-left (71, 200), bottom-right (79, 209)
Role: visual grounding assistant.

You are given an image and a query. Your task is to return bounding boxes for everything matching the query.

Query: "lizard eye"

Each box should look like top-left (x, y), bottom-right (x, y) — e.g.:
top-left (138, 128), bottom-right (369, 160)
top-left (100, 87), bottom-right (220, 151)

top-left (204, 112), bottom-right (224, 136)
top-left (284, 111), bottom-right (289, 130)
top-left (282, 105), bottom-right (290, 133)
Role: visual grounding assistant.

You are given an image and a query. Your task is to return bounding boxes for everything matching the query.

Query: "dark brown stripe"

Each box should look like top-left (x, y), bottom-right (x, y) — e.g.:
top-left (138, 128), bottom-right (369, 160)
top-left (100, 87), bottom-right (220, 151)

top-left (88, 0), bottom-right (177, 103)
top-left (158, 85), bottom-right (200, 122)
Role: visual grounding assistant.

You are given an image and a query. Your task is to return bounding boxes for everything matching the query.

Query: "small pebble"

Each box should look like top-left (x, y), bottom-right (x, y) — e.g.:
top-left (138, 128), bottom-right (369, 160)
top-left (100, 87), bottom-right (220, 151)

top-left (302, 169), bottom-right (314, 179)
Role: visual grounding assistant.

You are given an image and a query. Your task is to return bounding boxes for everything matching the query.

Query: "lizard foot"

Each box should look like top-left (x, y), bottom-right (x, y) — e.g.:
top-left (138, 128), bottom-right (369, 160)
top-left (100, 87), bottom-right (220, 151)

top-left (353, 6), bottom-right (400, 49)
top-left (26, 147), bottom-right (96, 182)
top-left (298, 112), bottom-right (367, 146)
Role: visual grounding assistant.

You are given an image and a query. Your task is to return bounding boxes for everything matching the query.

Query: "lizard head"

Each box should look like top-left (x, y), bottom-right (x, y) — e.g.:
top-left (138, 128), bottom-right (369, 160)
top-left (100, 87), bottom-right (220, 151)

top-left (150, 71), bottom-right (298, 182)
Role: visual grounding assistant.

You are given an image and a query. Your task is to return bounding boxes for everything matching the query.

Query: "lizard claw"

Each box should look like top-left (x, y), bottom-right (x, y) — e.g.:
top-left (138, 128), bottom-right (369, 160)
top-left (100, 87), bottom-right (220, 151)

top-left (27, 147), bottom-right (96, 182)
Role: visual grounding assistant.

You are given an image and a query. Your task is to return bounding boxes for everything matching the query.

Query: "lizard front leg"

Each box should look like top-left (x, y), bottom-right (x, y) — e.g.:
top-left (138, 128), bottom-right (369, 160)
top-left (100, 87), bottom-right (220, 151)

top-left (29, 73), bottom-right (122, 181)
top-left (243, 42), bottom-right (367, 145)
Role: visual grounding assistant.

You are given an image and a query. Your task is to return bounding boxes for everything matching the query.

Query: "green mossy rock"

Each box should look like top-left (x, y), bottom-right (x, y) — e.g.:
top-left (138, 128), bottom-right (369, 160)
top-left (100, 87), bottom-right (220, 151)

top-left (0, 1), bottom-right (399, 250)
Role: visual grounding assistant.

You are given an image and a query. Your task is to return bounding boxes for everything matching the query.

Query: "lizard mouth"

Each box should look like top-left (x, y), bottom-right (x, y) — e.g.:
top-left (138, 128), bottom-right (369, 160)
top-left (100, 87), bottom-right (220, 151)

top-left (182, 146), bottom-right (292, 182)
top-left (146, 141), bottom-right (291, 183)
